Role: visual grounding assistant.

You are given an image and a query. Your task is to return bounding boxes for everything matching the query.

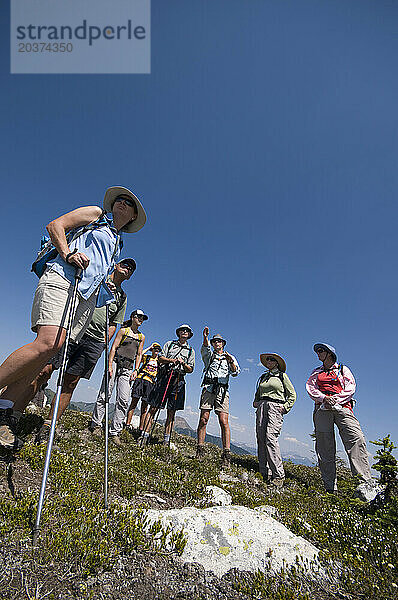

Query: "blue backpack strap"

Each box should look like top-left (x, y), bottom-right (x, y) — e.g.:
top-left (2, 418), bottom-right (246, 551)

top-left (32, 211), bottom-right (110, 278)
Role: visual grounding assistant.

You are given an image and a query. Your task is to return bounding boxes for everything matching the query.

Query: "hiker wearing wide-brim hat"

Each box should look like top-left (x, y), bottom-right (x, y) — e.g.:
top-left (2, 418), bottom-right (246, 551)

top-left (260, 353), bottom-right (286, 373)
top-left (196, 327), bottom-right (240, 467)
top-left (306, 342), bottom-right (372, 493)
top-left (254, 352), bottom-right (296, 486)
top-left (141, 326), bottom-right (195, 446)
top-left (103, 186), bottom-right (147, 233)
top-left (0, 188), bottom-right (146, 451)
top-left (176, 324), bottom-right (193, 339)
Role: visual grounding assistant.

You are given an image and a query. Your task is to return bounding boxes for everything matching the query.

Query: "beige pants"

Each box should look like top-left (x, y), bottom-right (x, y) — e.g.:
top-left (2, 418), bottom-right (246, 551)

top-left (313, 404), bottom-right (371, 491)
top-left (256, 401), bottom-right (285, 480)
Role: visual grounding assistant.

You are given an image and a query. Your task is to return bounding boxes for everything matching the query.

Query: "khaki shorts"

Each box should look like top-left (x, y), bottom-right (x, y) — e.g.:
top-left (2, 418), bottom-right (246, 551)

top-left (199, 388), bottom-right (229, 414)
top-left (31, 269), bottom-right (96, 342)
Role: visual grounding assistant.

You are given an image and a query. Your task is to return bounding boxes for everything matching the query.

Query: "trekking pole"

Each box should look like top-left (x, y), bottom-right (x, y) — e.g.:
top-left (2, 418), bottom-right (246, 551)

top-left (104, 303), bottom-right (110, 509)
top-left (32, 268), bottom-right (82, 546)
top-left (168, 371), bottom-right (180, 449)
top-left (142, 367), bottom-right (175, 447)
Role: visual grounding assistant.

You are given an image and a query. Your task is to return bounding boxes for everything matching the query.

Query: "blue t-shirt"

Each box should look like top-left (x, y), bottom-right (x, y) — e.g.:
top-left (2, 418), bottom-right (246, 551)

top-left (47, 213), bottom-right (122, 306)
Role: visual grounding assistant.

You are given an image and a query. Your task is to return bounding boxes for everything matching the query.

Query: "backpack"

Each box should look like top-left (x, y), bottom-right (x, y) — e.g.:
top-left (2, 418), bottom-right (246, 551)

top-left (31, 212), bottom-right (120, 278)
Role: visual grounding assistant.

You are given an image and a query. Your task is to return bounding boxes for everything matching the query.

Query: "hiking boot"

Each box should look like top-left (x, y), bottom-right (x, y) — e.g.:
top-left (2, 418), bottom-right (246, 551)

top-left (110, 435), bottom-right (122, 447)
top-left (221, 449), bottom-right (231, 468)
top-left (270, 477), bottom-right (285, 488)
top-left (196, 444), bottom-right (205, 460)
top-left (35, 422), bottom-right (55, 444)
top-left (0, 408), bottom-right (24, 451)
top-left (90, 426), bottom-right (103, 437)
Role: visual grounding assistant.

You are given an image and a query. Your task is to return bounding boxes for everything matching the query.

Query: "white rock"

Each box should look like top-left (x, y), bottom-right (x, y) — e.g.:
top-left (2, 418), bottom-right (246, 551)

top-left (145, 505), bottom-right (320, 577)
top-left (353, 480), bottom-right (383, 503)
top-left (205, 486), bottom-right (232, 506)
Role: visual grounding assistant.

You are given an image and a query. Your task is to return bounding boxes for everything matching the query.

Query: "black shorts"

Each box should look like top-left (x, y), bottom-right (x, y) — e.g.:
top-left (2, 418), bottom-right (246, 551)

top-left (148, 369), bottom-right (186, 412)
top-left (50, 333), bottom-right (105, 380)
top-left (132, 378), bottom-right (154, 402)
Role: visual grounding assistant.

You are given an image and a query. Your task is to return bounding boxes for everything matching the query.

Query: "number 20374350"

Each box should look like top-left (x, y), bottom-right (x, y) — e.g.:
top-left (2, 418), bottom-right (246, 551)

top-left (18, 42), bottom-right (73, 52)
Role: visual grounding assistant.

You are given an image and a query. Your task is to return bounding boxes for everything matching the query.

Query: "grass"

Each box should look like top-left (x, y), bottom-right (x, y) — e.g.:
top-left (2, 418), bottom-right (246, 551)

top-left (0, 408), bottom-right (397, 599)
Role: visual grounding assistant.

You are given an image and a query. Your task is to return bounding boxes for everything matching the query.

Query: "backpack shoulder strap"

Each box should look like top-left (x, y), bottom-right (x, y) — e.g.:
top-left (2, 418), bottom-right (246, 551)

top-left (120, 327), bottom-right (131, 345)
top-left (279, 372), bottom-right (288, 400)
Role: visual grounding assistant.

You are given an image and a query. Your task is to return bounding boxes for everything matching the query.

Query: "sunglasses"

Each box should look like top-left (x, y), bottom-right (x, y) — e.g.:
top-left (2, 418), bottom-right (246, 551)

top-left (134, 315), bottom-right (145, 321)
top-left (120, 262), bottom-right (135, 273)
top-left (265, 356), bottom-right (277, 362)
top-left (316, 349), bottom-right (327, 354)
top-left (114, 196), bottom-right (137, 211)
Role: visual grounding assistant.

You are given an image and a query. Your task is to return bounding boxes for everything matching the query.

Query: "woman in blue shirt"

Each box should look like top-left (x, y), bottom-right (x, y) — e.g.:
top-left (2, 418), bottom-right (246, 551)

top-left (0, 186), bottom-right (146, 451)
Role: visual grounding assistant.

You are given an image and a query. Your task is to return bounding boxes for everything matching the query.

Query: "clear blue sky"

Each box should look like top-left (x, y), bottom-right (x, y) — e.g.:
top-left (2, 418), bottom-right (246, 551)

top-left (1, 1), bottom-right (397, 460)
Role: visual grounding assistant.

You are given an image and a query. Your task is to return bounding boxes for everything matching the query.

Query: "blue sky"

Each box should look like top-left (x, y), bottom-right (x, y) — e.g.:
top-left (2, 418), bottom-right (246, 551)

top-left (1, 1), bottom-right (398, 460)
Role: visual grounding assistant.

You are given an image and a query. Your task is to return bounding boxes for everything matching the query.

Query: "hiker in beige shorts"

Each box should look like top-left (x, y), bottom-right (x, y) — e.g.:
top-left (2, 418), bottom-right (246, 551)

top-left (254, 353), bottom-right (296, 487)
top-left (196, 328), bottom-right (240, 467)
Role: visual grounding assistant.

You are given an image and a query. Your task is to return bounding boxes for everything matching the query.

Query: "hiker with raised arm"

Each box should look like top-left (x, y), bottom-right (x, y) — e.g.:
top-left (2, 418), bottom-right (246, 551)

top-left (0, 187), bottom-right (146, 451)
top-left (306, 342), bottom-right (372, 493)
top-left (90, 309), bottom-right (147, 446)
top-left (126, 342), bottom-right (162, 437)
top-left (254, 353), bottom-right (296, 487)
top-left (141, 325), bottom-right (195, 446)
top-left (196, 327), bottom-right (240, 467)
top-left (32, 259), bottom-right (136, 443)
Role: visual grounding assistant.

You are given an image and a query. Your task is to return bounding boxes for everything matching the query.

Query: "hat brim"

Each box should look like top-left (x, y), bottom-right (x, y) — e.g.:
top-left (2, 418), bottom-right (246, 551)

top-left (210, 337), bottom-right (227, 346)
top-left (103, 186), bottom-right (146, 233)
top-left (176, 328), bottom-right (193, 339)
top-left (260, 353), bottom-right (286, 372)
top-left (313, 344), bottom-right (337, 361)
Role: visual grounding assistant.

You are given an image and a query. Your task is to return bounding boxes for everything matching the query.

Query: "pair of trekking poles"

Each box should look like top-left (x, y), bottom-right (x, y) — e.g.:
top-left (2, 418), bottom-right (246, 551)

top-left (32, 268), bottom-right (112, 545)
top-left (138, 365), bottom-right (179, 448)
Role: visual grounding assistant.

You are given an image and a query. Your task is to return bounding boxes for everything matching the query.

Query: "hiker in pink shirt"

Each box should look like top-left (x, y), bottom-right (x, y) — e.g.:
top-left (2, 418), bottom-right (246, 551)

top-left (306, 342), bottom-right (372, 493)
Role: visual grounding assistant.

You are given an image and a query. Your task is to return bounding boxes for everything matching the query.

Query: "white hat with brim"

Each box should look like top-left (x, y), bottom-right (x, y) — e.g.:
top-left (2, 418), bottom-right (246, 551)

top-left (210, 334), bottom-right (227, 346)
top-left (313, 343), bottom-right (337, 362)
top-left (176, 324), bottom-right (193, 339)
top-left (103, 186), bottom-right (146, 233)
top-left (260, 353), bottom-right (287, 373)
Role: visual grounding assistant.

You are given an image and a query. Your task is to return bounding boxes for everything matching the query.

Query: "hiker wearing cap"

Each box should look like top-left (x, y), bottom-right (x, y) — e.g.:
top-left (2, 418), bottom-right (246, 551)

top-left (142, 325), bottom-right (195, 446)
top-left (196, 328), bottom-right (240, 467)
top-left (254, 353), bottom-right (296, 486)
top-left (306, 343), bottom-right (372, 493)
top-left (90, 309), bottom-right (147, 446)
top-left (31, 259), bottom-right (135, 443)
top-left (0, 187), bottom-right (146, 451)
top-left (125, 342), bottom-right (162, 436)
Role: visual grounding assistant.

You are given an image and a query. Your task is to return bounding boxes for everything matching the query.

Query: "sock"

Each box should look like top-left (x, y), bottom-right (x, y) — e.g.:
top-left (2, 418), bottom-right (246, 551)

top-left (142, 431), bottom-right (149, 438)
top-left (0, 399), bottom-right (14, 410)
top-left (164, 434), bottom-right (170, 443)
top-left (12, 410), bottom-right (23, 422)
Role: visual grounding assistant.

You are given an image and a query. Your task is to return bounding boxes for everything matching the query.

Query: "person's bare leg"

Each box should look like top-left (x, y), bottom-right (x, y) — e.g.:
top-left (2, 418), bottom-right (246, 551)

top-left (47, 373), bottom-right (81, 422)
top-left (0, 325), bottom-right (66, 400)
top-left (164, 409), bottom-right (175, 436)
top-left (126, 397), bottom-right (139, 426)
top-left (6, 365), bottom-right (54, 413)
top-left (218, 411), bottom-right (231, 450)
top-left (139, 401), bottom-right (148, 431)
top-left (197, 410), bottom-right (210, 445)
